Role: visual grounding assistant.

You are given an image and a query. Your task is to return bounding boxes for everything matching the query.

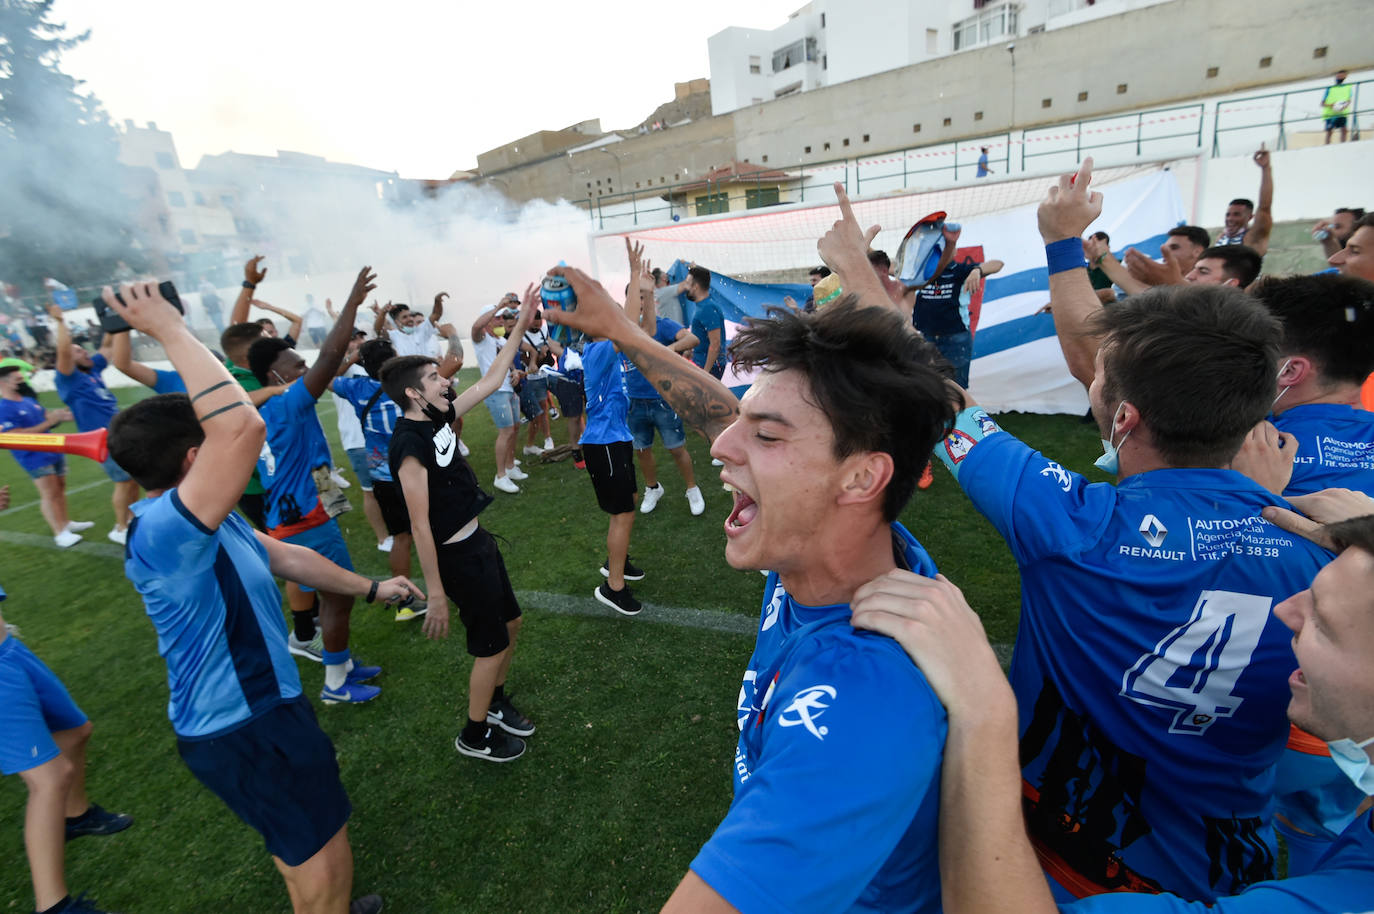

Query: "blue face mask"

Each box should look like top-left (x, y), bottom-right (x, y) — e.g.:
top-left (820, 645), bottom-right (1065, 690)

top-left (1327, 736), bottom-right (1374, 793)
top-left (1093, 401), bottom-right (1131, 474)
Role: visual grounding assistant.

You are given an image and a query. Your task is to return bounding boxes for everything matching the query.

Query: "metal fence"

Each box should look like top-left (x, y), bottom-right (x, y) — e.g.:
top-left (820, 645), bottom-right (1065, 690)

top-left (1212, 77), bottom-right (1368, 157)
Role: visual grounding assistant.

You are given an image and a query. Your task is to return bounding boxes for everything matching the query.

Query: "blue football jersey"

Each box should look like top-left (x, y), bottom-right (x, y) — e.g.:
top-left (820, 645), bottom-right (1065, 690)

top-left (1062, 812), bottom-right (1374, 913)
top-left (953, 427), bottom-right (1330, 902)
top-left (256, 381), bottom-right (331, 536)
top-left (1272, 403), bottom-right (1374, 496)
top-left (124, 490), bottom-right (302, 738)
top-left (690, 524), bottom-right (947, 913)
top-left (332, 375), bottom-right (403, 483)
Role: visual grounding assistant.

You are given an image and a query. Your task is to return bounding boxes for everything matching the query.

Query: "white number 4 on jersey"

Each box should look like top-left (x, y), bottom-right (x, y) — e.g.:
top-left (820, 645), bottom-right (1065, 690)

top-left (1120, 590), bottom-right (1272, 735)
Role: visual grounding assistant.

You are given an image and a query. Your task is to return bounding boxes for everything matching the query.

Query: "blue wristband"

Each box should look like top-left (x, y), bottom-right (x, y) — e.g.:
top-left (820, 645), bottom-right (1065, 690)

top-left (1045, 238), bottom-right (1087, 275)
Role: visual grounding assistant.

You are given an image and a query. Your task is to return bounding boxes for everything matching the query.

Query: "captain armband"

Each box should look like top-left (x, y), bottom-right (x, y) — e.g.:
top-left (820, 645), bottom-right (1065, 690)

top-left (933, 407), bottom-right (1003, 481)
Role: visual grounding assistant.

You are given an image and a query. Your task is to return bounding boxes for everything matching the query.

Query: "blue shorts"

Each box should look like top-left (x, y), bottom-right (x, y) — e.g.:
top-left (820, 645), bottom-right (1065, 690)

top-left (628, 398), bottom-right (687, 451)
top-left (551, 377), bottom-right (585, 418)
top-left (177, 696), bottom-right (350, 866)
top-left (26, 454), bottom-right (66, 479)
top-left (345, 447), bottom-right (373, 492)
top-left (519, 376), bottom-right (548, 420)
top-left (1326, 116), bottom-right (1348, 130)
top-left (484, 390), bottom-right (519, 429)
top-left (283, 520), bottom-right (353, 593)
top-left (0, 636), bottom-right (88, 775)
top-left (101, 454), bottom-right (132, 483)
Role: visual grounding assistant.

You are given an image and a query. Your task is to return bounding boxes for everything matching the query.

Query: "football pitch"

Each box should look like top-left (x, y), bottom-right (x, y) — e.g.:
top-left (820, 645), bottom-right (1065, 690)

top-left (0, 376), bottom-right (1105, 912)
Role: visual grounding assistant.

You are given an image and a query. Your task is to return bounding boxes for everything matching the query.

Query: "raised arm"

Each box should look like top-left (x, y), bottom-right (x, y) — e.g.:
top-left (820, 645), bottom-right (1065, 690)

top-left (370, 301), bottom-right (388, 338)
top-left (230, 255), bottom-right (267, 325)
top-left (47, 304), bottom-right (75, 375)
top-left (817, 183), bottom-right (894, 314)
top-left (254, 300), bottom-right (303, 342)
top-left (429, 291), bottom-right (447, 325)
top-left (103, 281), bottom-right (262, 530)
top-left (470, 305), bottom-right (496, 343)
top-left (302, 267), bottom-right (375, 400)
top-left (1089, 244), bottom-right (1148, 296)
top-left (545, 267), bottom-right (739, 442)
top-left (454, 286), bottom-right (537, 415)
top-left (110, 330), bottom-right (159, 389)
top-left (1038, 158), bottom-right (1106, 389)
top-left (1249, 146), bottom-right (1274, 258)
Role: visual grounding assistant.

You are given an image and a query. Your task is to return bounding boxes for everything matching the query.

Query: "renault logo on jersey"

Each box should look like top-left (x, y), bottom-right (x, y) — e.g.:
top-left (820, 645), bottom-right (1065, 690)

top-left (1139, 514), bottom-right (1168, 548)
top-left (779, 685), bottom-right (837, 740)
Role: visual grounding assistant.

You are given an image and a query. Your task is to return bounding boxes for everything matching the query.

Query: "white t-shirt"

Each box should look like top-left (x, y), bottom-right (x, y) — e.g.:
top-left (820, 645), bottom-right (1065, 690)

top-left (388, 320), bottom-right (438, 358)
top-left (473, 333), bottom-right (513, 393)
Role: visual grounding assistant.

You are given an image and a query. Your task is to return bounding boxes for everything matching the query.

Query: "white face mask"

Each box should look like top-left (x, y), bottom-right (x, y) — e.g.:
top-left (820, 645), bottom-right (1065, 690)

top-left (1094, 401), bottom-right (1131, 474)
top-left (1327, 736), bottom-right (1374, 793)
top-left (1271, 359), bottom-right (1294, 410)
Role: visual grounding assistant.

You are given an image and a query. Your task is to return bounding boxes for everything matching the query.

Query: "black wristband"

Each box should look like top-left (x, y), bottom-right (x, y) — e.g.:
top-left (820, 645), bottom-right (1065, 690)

top-left (242, 280), bottom-right (256, 290)
top-left (366, 580), bottom-right (378, 604)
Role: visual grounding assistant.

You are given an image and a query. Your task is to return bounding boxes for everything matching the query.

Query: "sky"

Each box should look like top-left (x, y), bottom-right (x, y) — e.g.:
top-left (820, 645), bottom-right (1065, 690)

top-left (53, 0), bottom-right (802, 179)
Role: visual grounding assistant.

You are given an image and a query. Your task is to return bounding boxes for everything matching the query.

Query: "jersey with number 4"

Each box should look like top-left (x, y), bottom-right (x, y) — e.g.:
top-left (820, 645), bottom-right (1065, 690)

top-left (690, 524), bottom-right (947, 913)
top-left (949, 423), bottom-right (1330, 903)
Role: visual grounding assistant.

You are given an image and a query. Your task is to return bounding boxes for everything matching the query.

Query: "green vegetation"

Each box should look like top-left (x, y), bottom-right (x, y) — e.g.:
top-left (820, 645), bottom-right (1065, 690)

top-left (0, 377), bottom-right (1106, 912)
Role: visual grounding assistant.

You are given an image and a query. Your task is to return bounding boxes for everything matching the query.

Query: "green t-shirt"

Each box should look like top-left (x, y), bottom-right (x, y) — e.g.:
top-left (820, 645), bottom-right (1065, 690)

top-left (227, 360), bottom-right (265, 494)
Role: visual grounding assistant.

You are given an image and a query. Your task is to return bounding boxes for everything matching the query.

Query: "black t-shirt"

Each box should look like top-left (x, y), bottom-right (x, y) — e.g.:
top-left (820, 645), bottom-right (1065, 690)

top-left (913, 259), bottom-right (979, 338)
top-left (388, 416), bottom-right (493, 542)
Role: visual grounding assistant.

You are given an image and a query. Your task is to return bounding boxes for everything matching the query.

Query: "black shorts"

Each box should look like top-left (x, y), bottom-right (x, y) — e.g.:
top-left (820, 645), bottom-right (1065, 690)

top-left (237, 492), bottom-right (267, 532)
top-left (552, 377), bottom-right (585, 418)
top-left (176, 697), bottom-right (351, 867)
top-left (370, 480), bottom-right (412, 535)
top-left (436, 527), bottom-right (522, 658)
top-left (583, 440), bottom-right (636, 514)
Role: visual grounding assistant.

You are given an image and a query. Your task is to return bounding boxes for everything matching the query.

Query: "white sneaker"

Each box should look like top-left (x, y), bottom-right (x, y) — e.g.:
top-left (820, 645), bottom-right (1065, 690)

top-left (377, 536), bottom-right (394, 553)
top-left (54, 530), bottom-right (83, 548)
top-left (548, 407), bottom-right (561, 420)
top-left (507, 465), bottom-right (529, 481)
top-left (107, 526), bottom-right (128, 546)
top-left (65, 520), bottom-right (95, 533)
top-left (458, 439), bottom-right (470, 457)
top-left (686, 486), bottom-right (706, 516)
top-left (543, 437), bottom-right (555, 451)
top-left (711, 458), bottom-right (724, 467)
top-left (330, 469), bottom-right (351, 489)
top-left (523, 445), bottom-right (546, 457)
top-left (493, 475), bottom-right (520, 494)
top-left (640, 484), bottom-right (665, 514)
top-left (513, 458), bottom-right (522, 466)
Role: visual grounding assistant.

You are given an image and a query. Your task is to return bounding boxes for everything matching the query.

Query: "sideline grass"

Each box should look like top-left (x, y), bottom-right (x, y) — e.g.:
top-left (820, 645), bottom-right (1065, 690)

top-left (0, 375), bottom-right (1104, 912)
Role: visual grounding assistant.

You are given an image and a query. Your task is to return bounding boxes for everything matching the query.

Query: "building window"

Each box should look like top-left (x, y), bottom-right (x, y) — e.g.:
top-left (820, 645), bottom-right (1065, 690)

top-left (943, 117), bottom-right (952, 127)
top-left (1117, 83), bottom-right (1128, 94)
top-left (193, 191), bottom-right (205, 206)
top-left (155, 152), bottom-right (174, 169)
top-left (695, 193), bottom-right (730, 216)
top-left (772, 37), bottom-right (818, 72)
top-left (752, 97), bottom-right (763, 105)
top-left (823, 142), bottom-right (831, 151)
top-left (974, 111), bottom-right (984, 121)
top-left (1206, 66), bottom-right (1219, 78)
top-left (1042, 98), bottom-right (1052, 108)
top-left (1078, 91), bottom-right (1089, 101)
top-left (762, 154), bottom-right (769, 162)
top-left (953, 4), bottom-right (1017, 51)
top-left (167, 191), bottom-right (186, 207)
top-left (1313, 46), bottom-right (1327, 58)
top-left (842, 138), bottom-right (850, 147)
top-left (1259, 56), bottom-right (1272, 68)
top-left (926, 28), bottom-right (938, 54)
top-left (913, 123), bottom-right (921, 133)
top-left (746, 187), bottom-right (781, 209)
top-left (775, 81), bottom-right (803, 99)
top-left (820, 12), bottom-right (825, 27)
top-left (862, 134), bottom-right (870, 143)
top-left (749, 55), bottom-right (761, 75)
top-left (804, 145), bottom-right (812, 154)
top-left (178, 229), bottom-right (197, 245)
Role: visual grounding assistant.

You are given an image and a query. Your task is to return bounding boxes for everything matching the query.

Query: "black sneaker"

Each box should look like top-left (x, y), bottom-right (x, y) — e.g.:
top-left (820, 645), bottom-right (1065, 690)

top-left (455, 727), bottom-right (526, 763)
top-left (487, 695), bottom-right (536, 736)
top-left (48, 894), bottom-right (117, 914)
top-left (599, 557), bottom-right (645, 581)
top-left (65, 804), bottom-right (133, 842)
top-left (594, 582), bottom-right (642, 616)
top-left (349, 894), bottom-right (384, 914)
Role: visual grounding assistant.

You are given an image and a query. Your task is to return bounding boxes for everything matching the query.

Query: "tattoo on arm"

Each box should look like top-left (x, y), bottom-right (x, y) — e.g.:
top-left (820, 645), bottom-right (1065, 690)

top-left (198, 401), bottom-right (247, 422)
top-left (191, 380), bottom-right (233, 402)
top-left (618, 336), bottom-right (737, 442)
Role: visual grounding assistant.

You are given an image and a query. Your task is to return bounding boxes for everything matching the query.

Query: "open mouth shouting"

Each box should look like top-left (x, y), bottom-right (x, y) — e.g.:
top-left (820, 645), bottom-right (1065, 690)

top-left (726, 487), bottom-right (759, 536)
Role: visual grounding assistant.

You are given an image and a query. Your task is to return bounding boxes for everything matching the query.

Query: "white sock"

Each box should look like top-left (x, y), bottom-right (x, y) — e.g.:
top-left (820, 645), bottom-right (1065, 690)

top-left (324, 662), bottom-right (348, 689)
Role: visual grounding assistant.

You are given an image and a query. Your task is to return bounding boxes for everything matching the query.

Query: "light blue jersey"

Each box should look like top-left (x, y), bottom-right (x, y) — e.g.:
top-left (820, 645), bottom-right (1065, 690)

top-left (331, 375), bottom-right (402, 483)
top-left (691, 524), bottom-right (946, 913)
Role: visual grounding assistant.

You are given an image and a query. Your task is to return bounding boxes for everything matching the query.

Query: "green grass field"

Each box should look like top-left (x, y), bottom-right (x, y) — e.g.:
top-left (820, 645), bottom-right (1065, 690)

top-left (0, 376), bottom-right (1106, 913)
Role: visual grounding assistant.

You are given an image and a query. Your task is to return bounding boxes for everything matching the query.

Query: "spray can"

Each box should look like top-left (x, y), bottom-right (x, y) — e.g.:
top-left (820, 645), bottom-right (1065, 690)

top-left (541, 274), bottom-right (576, 312)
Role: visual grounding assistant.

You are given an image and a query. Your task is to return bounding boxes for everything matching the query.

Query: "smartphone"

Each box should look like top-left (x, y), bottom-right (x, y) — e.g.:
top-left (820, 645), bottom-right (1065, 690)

top-left (92, 281), bottom-right (183, 334)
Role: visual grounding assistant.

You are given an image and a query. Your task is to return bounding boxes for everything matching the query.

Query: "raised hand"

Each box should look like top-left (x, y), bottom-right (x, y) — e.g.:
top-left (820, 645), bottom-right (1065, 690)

top-left (514, 283), bottom-right (539, 334)
top-left (244, 255), bottom-right (267, 286)
top-left (542, 265), bottom-right (637, 342)
top-left (434, 291), bottom-right (449, 308)
top-left (1229, 420), bottom-right (1297, 494)
top-left (1253, 144), bottom-right (1270, 169)
top-left (1037, 157), bottom-right (1103, 243)
top-left (1083, 235), bottom-right (1110, 261)
top-left (101, 281), bottom-right (186, 339)
top-left (818, 182), bottom-right (881, 273)
top-left (345, 267), bottom-right (378, 310)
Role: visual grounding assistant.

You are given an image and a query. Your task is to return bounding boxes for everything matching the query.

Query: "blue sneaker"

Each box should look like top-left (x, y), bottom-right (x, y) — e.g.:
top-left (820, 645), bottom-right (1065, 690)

top-left (321, 682), bottom-right (381, 705)
top-left (65, 804), bottom-right (133, 841)
top-left (41, 893), bottom-right (119, 913)
top-left (346, 663), bottom-right (381, 684)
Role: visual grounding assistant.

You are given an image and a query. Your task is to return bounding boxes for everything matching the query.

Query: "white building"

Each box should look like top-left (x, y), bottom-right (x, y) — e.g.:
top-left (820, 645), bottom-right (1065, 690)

top-left (708, 0), bottom-right (1176, 115)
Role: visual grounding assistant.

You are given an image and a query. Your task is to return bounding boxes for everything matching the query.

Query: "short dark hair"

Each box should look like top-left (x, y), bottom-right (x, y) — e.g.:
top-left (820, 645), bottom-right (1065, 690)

top-left (220, 322), bottom-right (264, 359)
top-left (378, 354), bottom-right (437, 408)
top-left (809, 266), bottom-right (832, 279)
top-left (255, 317), bottom-right (274, 328)
top-left (1090, 230), bottom-right (1110, 245)
top-left (1335, 207), bottom-right (1366, 220)
top-left (1249, 273), bottom-right (1374, 384)
top-left (108, 394), bottom-right (205, 490)
top-left (1168, 225), bottom-right (1211, 249)
top-left (729, 299), bottom-right (957, 521)
top-left (687, 266), bottom-right (711, 290)
top-left (1093, 285), bottom-right (1280, 467)
top-left (1228, 198), bottom-right (1254, 211)
top-left (1196, 245), bottom-right (1263, 287)
top-left (1355, 213), bottom-right (1374, 232)
top-left (247, 337), bottom-right (292, 386)
top-left (1326, 514), bottom-right (1374, 556)
top-left (867, 250), bottom-right (891, 271)
top-left (359, 339), bottom-right (397, 379)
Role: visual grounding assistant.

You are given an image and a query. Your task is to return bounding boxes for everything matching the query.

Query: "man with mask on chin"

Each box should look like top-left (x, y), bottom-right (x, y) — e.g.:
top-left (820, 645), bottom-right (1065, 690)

top-left (247, 267), bottom-right (384, 706)
top-left (382, 287), bottom-right (539, 763)
top-left (926, 159), bottom-right (1333, 904)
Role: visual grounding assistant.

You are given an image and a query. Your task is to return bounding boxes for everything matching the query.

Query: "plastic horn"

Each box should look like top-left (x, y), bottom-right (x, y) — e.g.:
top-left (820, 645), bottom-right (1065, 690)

top-left (0, 428), bottom-right (109, 463)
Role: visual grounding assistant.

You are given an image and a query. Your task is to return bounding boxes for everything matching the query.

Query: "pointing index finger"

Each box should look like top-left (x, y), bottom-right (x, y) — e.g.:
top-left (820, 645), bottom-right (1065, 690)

top-left (833, 181), bottom-right (857, 225)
